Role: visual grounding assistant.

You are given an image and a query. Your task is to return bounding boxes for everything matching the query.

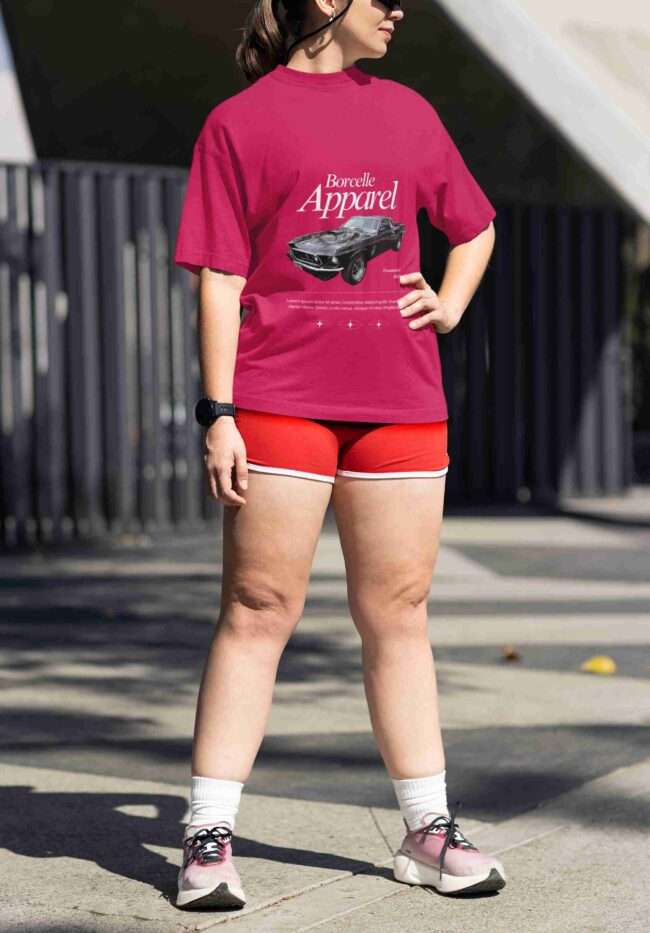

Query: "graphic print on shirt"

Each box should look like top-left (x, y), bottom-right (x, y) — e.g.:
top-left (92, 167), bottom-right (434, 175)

top-left (288, 214), bottom-right (404, 285)
top-left (286, 172), bottom-right (404, 286)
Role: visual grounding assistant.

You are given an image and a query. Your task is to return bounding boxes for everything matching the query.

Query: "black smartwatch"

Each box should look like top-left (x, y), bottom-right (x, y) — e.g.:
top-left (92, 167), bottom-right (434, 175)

top-left (194, 398), bottom-right (236, 427)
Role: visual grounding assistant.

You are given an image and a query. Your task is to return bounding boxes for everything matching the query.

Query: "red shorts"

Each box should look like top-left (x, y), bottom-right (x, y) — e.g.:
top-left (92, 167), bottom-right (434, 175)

top-left (234, 408), bottom-right (450, 485)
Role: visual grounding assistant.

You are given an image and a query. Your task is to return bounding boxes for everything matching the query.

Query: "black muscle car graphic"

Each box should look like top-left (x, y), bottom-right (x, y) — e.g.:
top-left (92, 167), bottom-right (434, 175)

top-left (287, 215), bottom-right (405, 285)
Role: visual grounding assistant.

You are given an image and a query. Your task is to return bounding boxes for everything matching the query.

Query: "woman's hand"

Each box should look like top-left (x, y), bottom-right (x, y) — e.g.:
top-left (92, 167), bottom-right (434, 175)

top-left (397, 271), bottom-right (459, 334)
top-left (203, 418), bottom-right (249, 507)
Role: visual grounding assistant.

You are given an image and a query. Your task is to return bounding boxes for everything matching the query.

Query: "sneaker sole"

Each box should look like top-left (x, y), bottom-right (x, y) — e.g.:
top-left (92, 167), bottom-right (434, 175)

top-left (176, 881), bottom-right (247, 910)
top-left (393, 850), bottom-right (506, 895)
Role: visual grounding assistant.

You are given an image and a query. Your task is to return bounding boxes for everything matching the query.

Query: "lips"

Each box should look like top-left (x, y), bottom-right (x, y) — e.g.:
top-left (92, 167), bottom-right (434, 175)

top-left (379, 28), bottom-right (393, 36)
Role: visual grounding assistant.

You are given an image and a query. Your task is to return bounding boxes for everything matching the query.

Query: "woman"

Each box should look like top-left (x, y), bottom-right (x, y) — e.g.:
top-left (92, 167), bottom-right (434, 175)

top-left (173, 0), bottom-right (504, 911)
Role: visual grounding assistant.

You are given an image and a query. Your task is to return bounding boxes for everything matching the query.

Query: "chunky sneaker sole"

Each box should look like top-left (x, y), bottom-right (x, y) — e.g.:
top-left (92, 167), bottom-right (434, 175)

top-left (393, 849), bottom-right (506, 895)
top-left (392, 800), bottom-right (506, 896)
top-left (176, 879), bottom-right (246, 910)
top-left (176, 823), bottom-right (247, 910)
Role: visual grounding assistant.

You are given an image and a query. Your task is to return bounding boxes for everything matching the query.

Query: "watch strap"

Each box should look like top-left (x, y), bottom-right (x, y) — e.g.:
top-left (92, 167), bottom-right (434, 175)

top-left (194, 398), bottom-right (236, 426)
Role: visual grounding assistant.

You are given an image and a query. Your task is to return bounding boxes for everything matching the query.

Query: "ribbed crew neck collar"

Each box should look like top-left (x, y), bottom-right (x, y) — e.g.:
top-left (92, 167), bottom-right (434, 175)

top-left (269, 63), bottom-right (365, 88)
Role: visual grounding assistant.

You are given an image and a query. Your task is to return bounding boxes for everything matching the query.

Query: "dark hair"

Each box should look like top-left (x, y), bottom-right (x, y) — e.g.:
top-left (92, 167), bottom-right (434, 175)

top-left (235, 1), bottom-right (311, 83)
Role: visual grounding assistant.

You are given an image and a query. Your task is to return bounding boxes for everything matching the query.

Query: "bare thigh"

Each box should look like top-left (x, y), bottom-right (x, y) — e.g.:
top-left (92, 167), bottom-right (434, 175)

top-left (331, 475), bottom-right (446, 630)
top-left (219, 472), bottom-right (333, 630)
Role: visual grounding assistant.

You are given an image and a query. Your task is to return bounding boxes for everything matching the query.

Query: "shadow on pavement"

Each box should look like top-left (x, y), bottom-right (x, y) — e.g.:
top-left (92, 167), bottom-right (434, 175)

top-left (0, 784), bottom-right (395, 903)
top-left (1, 713), bottom-right (649, 822)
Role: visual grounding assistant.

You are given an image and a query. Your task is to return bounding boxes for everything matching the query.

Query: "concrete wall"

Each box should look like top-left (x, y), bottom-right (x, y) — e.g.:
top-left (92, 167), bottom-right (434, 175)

top-left (0, 5), bottom-right (32, 161)
top-left (433, 0), bottom-right (650, 223)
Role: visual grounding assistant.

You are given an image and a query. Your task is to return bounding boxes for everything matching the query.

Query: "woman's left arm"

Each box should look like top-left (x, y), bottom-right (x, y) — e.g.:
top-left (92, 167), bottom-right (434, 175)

top-left (397, 222), bottom-right (496, 334)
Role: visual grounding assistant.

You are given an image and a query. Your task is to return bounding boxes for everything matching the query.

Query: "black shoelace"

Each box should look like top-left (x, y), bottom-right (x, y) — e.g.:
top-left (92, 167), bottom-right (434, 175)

top-left (184, 824), bottom-right (233, 866)
top-left (415, 800), bottom-right (478, 879)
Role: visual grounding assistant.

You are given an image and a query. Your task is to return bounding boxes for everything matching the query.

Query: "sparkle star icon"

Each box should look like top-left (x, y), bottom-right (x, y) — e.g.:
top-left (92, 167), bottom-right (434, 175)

top-left (376, 321), bottom-right (383, 328)
top-left (316, 320), bottom-right (324, 327)
top-left (347, 320), bottom-right (354, 329)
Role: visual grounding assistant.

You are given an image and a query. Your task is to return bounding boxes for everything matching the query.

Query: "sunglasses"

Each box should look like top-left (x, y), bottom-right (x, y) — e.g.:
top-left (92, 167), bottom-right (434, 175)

top-left (286, 2), bottom-right (403, 58)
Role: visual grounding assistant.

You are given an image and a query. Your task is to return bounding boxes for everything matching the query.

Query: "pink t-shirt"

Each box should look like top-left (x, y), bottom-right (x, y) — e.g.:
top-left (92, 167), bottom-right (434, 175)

top-left (174, 63), bottom-right (496, 423)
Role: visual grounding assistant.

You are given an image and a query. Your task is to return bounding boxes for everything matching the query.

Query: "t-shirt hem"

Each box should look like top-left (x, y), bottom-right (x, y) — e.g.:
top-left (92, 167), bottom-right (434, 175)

top-left (233, 394), bottom-right (449, 423)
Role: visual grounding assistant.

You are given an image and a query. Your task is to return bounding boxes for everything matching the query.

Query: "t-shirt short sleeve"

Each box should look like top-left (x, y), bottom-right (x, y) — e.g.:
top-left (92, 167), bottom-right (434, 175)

top-left (417, 105), bottom-right (496, 247)
top-left (174, 116), bottom-right (252, 278)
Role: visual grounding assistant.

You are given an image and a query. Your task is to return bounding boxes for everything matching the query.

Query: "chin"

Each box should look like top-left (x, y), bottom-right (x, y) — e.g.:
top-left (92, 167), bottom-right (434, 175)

top-left (361, 41), bottom-right (389, 60)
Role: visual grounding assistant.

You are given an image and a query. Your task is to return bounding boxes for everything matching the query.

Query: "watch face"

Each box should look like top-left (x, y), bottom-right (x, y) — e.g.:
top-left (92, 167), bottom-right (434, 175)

top-left (195, 398), bottom-right (216, 426)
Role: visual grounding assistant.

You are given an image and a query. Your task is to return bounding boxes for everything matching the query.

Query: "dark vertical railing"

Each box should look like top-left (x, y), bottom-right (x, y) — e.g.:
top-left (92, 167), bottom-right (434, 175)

top-left (431, 201), bottom-right (634, 507)
top-left (600, 210), bottom-right (625, 491)
top-left (36, 166), bottom-right (68, 539)
top-left (576, 209), bottom-right (599, 494)
top-left (465, 269), bottom-right (489, 497)
top-left (99, 170), bottom-right (133, 533)
top-left (555, 206), bottom-right (576, 497)
top-left (64, 168), bottom-right (105, 537)
top-left (529, 205), bottom-right (551, 497)
top-left (2, 166), bottom-right (32, 540)
top-left (0, 158), bottom-right (637, 545)
top-left (490, 204), bottom-right (519, 500)
top-left (166, 178), bottom-right (200, 529)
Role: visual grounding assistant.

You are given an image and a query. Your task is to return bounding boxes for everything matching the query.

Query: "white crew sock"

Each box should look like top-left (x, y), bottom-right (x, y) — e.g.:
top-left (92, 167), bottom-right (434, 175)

top-left (186, 775), bottom-right (244, 837)
top-left (391, 769), bottom-right (449, 831)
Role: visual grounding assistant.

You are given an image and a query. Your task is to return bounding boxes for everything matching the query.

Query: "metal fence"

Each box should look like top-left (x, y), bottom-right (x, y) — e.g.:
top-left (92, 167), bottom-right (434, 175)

top-left (0, 159), bottom-right (635, 547)
top-left (423, 203), bottom-right (635, 506)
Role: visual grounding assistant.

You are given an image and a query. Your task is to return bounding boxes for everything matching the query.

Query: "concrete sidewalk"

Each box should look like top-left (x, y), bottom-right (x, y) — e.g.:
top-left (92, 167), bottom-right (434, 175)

top-left (1, 500), bottom-right (649, 931)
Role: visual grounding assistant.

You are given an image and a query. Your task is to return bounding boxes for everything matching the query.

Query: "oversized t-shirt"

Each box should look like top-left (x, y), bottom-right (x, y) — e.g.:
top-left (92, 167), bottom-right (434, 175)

top-left (174, 63), bottom-right (496, 423)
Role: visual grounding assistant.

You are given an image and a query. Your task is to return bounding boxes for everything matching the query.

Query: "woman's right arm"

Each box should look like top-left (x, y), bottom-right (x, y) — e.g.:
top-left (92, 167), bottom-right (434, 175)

top-left (197, 267), bottom-right (249, 507)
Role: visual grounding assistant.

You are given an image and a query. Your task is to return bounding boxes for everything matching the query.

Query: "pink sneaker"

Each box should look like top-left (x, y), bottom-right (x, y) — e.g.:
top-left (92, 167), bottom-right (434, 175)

top-left (176, 823), bottom-right (247, 910)
top-left (393, 800), bottom-right (507, 895)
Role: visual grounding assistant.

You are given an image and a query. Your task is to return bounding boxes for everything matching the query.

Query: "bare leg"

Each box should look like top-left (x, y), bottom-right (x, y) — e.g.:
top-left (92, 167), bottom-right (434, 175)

top-left (331, 474), bottom-right (447, 779)
top-left (192, 472), bottom-right (332, 780)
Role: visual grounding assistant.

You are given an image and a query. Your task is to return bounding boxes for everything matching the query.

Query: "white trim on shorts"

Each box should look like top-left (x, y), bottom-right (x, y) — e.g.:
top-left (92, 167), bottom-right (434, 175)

top-left (336, 467), bottom-right (449, 478)
top-left (246, 463), bottom-right (448, 482)
top-left (247, 462), bottom-right (335, 484)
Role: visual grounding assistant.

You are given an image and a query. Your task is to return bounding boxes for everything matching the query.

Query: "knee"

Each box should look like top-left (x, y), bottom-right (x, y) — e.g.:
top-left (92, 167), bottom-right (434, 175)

top-left (350, 570), bottom-right (431, 640)
top-left (220, 578), bottom-right (303, 642)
